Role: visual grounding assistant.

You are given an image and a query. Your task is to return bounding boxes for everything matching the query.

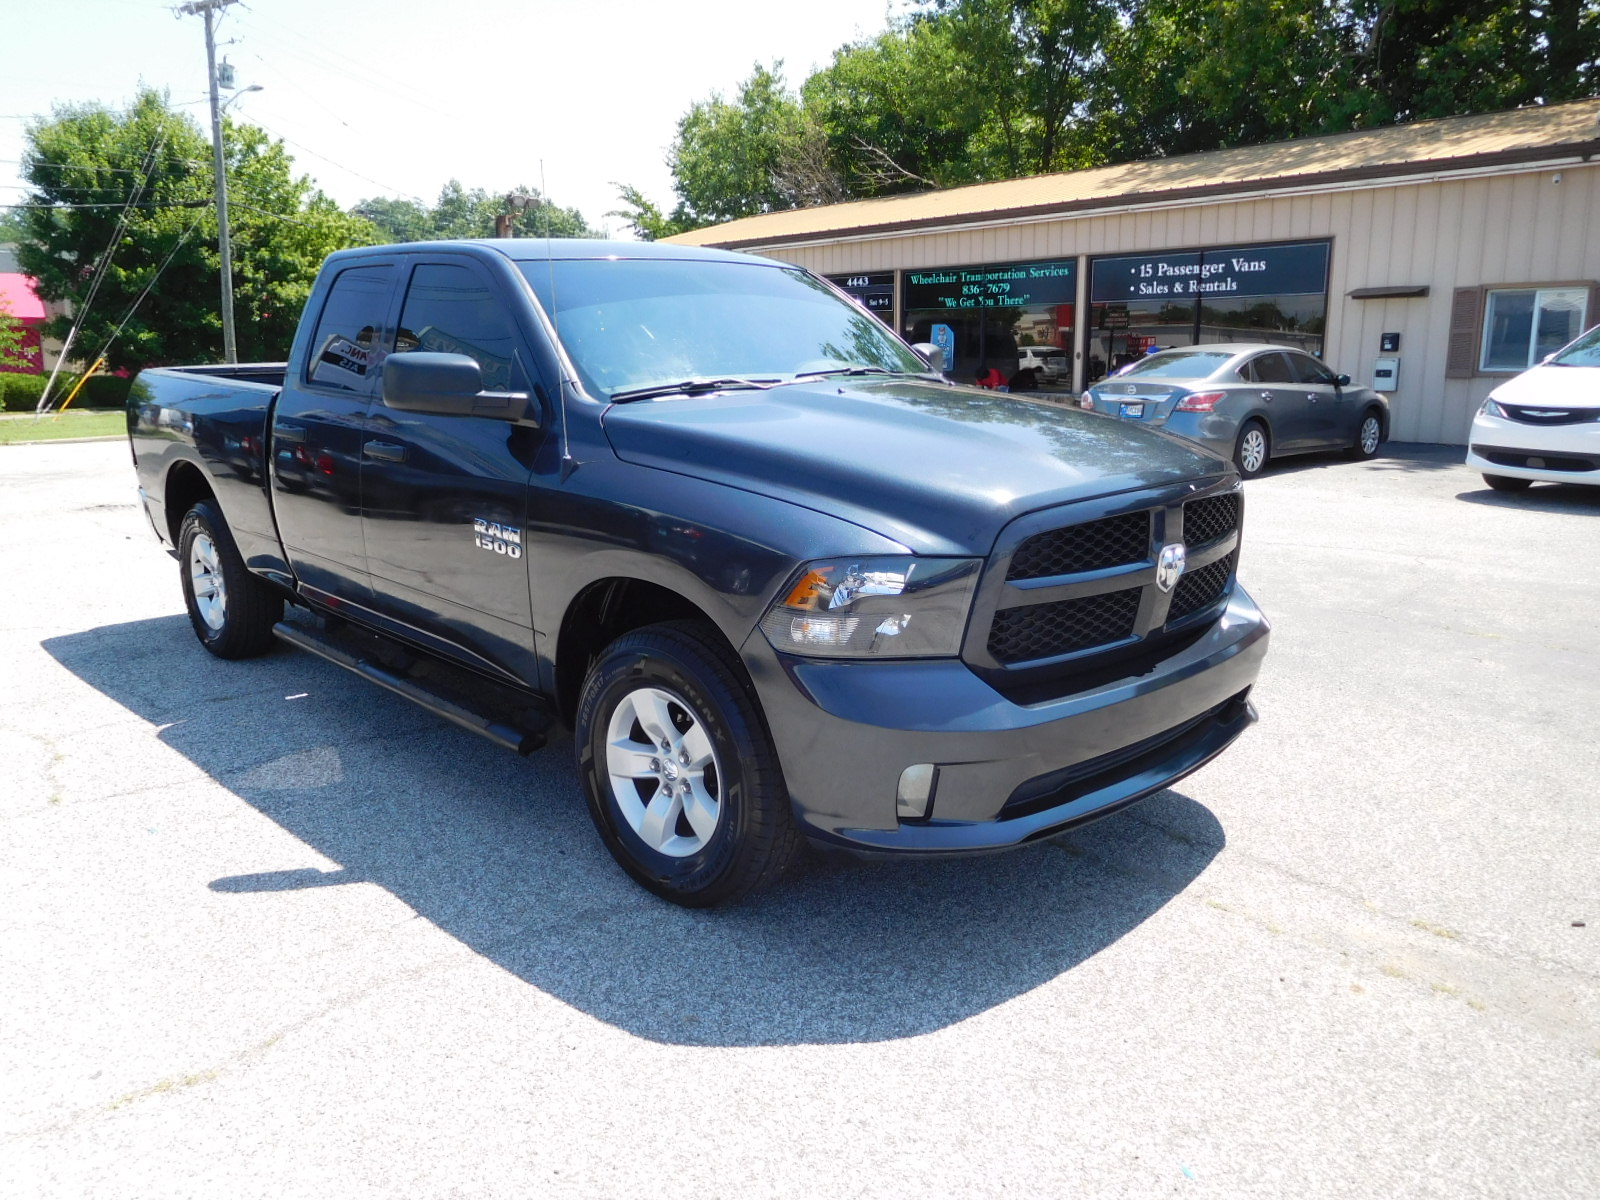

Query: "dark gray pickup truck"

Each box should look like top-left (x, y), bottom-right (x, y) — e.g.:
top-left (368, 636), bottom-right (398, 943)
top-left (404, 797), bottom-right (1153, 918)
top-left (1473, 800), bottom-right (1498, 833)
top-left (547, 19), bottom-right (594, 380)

top-left (128, 239), bottom-right (1269, 905)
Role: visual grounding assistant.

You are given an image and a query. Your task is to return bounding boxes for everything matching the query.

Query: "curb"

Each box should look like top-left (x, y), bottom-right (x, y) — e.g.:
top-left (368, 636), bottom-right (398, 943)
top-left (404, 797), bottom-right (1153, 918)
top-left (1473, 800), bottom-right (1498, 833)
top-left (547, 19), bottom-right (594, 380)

top-left (0, 435), bottom-right (127, 447)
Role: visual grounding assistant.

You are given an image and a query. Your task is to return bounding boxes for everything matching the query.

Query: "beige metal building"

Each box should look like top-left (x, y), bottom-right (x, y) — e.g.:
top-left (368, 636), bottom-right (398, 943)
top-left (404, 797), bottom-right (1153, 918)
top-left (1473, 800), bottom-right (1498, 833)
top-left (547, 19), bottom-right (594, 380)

top-left (668, 99), bottom-right (1600, 445)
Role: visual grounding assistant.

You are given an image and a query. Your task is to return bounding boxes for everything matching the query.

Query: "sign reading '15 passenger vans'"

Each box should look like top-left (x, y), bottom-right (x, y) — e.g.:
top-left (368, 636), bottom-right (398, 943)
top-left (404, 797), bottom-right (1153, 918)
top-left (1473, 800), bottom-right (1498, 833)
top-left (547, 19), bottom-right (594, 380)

top-left (1091, 241), bottom-right (1330, 302)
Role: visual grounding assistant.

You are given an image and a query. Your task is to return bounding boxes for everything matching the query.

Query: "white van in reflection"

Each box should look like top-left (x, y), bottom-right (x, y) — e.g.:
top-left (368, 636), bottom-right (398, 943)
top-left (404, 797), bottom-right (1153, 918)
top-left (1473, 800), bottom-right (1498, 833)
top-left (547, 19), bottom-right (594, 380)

top-left (1017, 345), bottom-right (1068, 382)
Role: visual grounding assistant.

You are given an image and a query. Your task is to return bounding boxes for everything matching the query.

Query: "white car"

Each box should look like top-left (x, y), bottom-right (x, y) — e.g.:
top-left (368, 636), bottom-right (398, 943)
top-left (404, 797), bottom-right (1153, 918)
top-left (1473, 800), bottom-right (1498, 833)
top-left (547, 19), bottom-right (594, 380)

top-left (1017, 345), bottom-right (1068, 382)
top-left (1466, 324), bottom-right (1600, 491)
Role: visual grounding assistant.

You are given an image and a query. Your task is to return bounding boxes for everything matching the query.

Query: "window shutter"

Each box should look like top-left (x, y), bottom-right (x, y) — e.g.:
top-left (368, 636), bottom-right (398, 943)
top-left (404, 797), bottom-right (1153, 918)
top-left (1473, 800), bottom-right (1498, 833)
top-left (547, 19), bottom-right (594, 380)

top-left (1445, 287), bottom-right (1483, 378)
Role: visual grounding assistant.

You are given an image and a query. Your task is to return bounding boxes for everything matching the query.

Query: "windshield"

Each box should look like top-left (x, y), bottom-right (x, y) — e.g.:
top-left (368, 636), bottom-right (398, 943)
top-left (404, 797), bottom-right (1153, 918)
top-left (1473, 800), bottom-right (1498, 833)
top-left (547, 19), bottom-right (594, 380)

top-left (1116, 350), bottom-right (1236, 380)
top-left (518, 258), bottom-right (928, 398)
top-left (1551, 325), bottom-right (1600, 367)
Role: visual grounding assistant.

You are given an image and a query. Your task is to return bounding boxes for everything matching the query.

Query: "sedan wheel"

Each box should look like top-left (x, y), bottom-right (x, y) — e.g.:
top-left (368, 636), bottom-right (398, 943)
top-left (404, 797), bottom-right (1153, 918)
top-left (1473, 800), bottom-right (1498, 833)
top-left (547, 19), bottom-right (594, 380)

top-left (1483, 474), bottom-right (1534, 493)
top-left (1350, 412), bottom-right (1382, 459)
top-left (1234, 422), bottom-right (1269, 479)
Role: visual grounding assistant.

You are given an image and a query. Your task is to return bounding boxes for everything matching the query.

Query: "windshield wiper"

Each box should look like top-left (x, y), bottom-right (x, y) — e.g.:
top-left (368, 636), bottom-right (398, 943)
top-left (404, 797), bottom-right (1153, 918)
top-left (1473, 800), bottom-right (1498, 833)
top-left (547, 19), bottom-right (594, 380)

top-left (610, 377), bottom-right (780, 403)
top-left (791, 365), bottom-right (897, 380)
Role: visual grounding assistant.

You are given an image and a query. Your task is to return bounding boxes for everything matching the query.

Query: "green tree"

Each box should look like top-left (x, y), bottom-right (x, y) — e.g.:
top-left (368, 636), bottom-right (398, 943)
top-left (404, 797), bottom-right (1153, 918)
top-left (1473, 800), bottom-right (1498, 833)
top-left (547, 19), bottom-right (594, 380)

top-left (16, 88), bottom-right (378, 371)
top-left (649, 0), bottom-right (1600, 227)
top-left (353, 181), bottom-right (599, 243)
top-left (0, 301), bottom-right (30, 371)
top-left (667, 63), bottom-right (844, 225)
top-left (351, 195), bottom-right (432, 243)
top-left (607, 183), bottom-right (693, 241)
top-left (803, 22), bottom-right (983, 195)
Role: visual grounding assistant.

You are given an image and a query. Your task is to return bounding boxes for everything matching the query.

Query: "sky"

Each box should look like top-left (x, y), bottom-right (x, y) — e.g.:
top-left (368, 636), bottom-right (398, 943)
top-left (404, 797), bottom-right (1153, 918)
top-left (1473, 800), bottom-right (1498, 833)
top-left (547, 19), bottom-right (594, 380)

top-left (0, 0), bottom-right (899, 239)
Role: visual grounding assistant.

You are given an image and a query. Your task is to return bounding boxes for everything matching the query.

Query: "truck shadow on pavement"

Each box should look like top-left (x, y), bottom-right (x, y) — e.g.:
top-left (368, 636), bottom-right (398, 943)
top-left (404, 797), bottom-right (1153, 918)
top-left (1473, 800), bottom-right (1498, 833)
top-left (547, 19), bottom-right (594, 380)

top-left (46, 615), bottom-right (1225, 1048)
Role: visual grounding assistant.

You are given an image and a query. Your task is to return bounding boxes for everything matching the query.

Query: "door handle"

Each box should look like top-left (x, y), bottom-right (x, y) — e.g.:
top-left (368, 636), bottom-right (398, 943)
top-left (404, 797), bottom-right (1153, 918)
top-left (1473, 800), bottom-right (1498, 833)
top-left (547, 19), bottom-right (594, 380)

top-left (363, 441), bottom-right (408, 462)
top-left (1260, 391), bottom-right (1273, 402)
top-left (274, 425), bottom-right (306, 444)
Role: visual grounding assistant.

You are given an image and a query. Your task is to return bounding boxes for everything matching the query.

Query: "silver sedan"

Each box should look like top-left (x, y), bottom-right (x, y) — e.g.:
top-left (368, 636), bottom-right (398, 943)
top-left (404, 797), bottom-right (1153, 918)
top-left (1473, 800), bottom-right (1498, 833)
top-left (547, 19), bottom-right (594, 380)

top-left (1080, 344), bottom-right (1389, 477)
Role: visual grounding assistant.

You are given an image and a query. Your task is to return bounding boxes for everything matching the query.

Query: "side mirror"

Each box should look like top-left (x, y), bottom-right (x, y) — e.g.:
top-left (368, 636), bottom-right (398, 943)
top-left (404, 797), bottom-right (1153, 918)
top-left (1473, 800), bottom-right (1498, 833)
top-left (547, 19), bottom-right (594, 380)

top-left (1336, 373), bottom-right (1351, 387)
top-left (911, 342), bottom-right (946, 372)
top-left (382, 352), bottom-right (533, 423)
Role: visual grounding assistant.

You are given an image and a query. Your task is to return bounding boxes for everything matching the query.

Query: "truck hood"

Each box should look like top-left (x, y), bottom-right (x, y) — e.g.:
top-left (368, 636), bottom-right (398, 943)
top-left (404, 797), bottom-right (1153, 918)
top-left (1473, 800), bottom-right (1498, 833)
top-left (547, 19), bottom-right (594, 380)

top-left (601, 378), bottom-right (1229, 555)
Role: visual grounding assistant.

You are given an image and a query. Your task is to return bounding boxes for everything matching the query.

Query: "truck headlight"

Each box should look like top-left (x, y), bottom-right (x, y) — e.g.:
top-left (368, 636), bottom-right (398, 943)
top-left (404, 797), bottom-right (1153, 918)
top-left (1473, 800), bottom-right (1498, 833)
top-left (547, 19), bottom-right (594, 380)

top-left (759, 556), bottom-right (981, 658)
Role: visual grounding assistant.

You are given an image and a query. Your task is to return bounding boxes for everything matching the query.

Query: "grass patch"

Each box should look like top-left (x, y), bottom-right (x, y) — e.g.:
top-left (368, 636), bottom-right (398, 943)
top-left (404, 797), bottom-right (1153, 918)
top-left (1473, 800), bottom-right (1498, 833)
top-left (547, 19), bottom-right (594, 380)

top-left (0, 409), bottom-right (125, 444)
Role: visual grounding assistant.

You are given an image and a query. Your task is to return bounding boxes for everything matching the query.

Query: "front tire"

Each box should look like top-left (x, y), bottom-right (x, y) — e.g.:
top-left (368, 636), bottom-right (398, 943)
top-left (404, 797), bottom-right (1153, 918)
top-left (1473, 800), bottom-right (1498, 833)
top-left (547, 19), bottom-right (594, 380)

top-left (1483, 474), bottom-right (1533, 493)
top-left (575, 621), bottom-right (802, 906)
top-left (1348, 409), bottom-right (1383, 459)
top-left (178, 501), bottom-right (282, 659)
top-left (1234, 420), bottom-right (1270, 479)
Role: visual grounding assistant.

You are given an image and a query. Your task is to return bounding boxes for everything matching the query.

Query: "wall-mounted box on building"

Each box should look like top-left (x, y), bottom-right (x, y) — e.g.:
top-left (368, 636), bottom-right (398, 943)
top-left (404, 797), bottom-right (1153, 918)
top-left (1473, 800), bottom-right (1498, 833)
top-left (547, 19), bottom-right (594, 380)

top-left (1372, 357), bottom-right (1400, 392)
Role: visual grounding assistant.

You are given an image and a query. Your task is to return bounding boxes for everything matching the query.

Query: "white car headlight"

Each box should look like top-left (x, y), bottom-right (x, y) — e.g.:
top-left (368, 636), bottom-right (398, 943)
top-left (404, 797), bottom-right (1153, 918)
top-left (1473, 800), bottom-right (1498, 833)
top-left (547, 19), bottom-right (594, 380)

top-left (759, 556), bottom-right (980, 658)
top-left (1479, 397), bottom-right (1508, 418)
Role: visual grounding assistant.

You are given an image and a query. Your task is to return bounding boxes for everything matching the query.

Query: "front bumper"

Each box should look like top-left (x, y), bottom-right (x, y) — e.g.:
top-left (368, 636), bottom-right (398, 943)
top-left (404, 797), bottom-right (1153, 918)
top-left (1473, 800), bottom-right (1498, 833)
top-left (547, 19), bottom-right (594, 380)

top-left (1465, 412), bottom-right (1600, 486)
top-left (740, 587), bottom-right (1269, 854)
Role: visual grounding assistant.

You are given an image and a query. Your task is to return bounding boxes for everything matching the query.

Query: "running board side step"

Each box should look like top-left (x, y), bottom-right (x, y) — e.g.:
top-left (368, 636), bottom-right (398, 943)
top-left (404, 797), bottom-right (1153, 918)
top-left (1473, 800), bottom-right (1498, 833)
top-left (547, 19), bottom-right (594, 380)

top-left (272, 620), bottom-right (548, 755)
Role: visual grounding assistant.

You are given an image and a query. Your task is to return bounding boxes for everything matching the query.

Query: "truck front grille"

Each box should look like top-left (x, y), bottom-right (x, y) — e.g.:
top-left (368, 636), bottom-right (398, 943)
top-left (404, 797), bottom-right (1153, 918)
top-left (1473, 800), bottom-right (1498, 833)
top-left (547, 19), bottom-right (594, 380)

top-left (1007, 511), bottom-right (1149, 579)
top-left (977, 485), bottom-right (1242, 670)
top-left (987, 587), bottom-right (1141, 662)
top-left (1182, 493), bottom-right (1239, 548)
top-left (1169, 552), bottom-right (1236, 622)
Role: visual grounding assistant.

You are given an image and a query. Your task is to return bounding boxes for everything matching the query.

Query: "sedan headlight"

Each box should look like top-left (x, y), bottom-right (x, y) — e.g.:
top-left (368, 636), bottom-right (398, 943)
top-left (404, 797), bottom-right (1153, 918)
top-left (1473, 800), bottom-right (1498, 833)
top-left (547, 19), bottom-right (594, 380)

top-left (759, 556), bottom-right (980, 658)
top-left (1479, 397), bottom-right (1508, 418)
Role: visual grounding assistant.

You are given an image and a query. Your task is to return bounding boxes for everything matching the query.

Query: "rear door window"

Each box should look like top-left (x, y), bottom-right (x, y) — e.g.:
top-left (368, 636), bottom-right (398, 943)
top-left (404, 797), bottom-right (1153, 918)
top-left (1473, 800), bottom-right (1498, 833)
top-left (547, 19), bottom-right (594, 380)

top-left (304, 265), bottom-right (394, 393)
top-left (1245, 353), bottom-right (1293, 384)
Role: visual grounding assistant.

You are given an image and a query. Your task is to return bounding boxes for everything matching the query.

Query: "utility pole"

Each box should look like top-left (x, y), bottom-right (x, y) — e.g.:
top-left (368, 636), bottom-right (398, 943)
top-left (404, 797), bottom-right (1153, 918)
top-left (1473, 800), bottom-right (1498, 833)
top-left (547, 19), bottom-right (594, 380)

top-left (178, 0), bottom-right (240, 363)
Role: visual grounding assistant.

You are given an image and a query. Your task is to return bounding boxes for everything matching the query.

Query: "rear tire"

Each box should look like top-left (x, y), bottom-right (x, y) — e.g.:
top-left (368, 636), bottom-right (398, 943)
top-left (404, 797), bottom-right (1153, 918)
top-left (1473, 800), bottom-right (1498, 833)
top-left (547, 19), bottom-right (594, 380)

top-left (178, 501), bottom-right (282, 659)
top-left (575, 620), bottom-right (803, 907)
top-left (1234, 421), bottom-right (1270, 479)
top-left (1483, 474), bottom-right (1533, 493)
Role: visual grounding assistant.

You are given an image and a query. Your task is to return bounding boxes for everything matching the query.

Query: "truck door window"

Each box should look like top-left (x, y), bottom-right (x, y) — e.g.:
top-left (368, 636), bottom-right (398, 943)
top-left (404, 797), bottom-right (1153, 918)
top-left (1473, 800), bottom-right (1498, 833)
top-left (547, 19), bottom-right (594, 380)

top-left (394, 263), bottom-right (519, 392)
top-left (305, 265), bottom-right (394, 393)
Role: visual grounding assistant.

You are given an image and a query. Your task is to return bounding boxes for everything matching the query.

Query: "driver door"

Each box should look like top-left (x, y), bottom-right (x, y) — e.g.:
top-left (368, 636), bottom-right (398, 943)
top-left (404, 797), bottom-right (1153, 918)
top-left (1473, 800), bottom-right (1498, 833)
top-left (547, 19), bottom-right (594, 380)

top-left (357, 257), bottom-right (550, 687)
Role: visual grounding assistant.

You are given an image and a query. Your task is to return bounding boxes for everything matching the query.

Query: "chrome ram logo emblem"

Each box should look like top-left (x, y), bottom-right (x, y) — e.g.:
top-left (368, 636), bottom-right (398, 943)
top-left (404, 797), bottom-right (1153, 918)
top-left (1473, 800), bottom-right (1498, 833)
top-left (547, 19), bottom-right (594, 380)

top-left (1156, 543), bottom-right (1187, 593)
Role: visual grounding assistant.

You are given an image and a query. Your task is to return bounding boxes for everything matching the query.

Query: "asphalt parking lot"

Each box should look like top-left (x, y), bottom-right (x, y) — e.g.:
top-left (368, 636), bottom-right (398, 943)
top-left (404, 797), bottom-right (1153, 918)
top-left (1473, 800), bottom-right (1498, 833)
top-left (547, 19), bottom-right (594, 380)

top-left (3, 438), bottom-right (1597, 1198)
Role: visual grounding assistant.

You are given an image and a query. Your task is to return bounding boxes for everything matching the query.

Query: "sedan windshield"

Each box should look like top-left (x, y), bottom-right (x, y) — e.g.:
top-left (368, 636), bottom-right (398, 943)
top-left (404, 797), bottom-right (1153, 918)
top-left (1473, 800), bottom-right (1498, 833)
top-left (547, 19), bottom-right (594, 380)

top-left (518, 258), bottom-right (928, 399)
top-left (1550, 325), bottom-right (1600, 367)
top-left (1115, 350), bottom-right (1236, 380)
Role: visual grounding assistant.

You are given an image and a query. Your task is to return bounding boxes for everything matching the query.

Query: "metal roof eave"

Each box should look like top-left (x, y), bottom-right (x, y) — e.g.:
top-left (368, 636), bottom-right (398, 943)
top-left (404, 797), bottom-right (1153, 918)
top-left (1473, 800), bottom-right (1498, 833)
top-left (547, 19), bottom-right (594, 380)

top-left (696, 136), bottom-right (1600, 253)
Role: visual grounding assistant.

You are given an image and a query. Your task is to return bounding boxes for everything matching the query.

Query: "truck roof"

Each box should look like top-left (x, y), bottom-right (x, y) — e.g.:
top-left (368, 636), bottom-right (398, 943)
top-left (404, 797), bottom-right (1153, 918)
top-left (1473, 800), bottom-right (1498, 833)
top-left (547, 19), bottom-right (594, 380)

top-left (329, 238), bottom-right (771, 267)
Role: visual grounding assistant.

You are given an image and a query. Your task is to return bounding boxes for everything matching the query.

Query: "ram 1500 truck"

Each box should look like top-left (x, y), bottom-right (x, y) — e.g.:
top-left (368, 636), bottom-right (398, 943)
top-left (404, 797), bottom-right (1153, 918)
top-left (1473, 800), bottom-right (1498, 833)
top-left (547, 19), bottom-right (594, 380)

top-left (128, 239), bottom-right (1269, 906)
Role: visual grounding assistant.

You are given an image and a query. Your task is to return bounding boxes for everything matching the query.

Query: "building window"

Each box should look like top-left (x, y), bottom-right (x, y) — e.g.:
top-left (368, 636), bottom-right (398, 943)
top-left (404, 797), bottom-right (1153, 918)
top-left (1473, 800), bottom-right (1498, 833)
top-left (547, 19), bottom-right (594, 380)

top-left (901, 258), bottom-right (1076, 386)
top-left (1087, 241), bottom-right (1330, 381)
top-left (1479, 287), bottom-right (1589, 372)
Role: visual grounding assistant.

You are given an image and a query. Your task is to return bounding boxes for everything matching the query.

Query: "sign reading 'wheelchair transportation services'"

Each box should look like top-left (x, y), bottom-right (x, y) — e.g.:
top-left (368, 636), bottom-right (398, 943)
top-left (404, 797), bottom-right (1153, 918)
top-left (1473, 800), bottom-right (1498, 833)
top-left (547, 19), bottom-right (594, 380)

top-left (905, 259), bottom-right (1077, 311)
top-left (1090, 241), bottom-right (1330, 303)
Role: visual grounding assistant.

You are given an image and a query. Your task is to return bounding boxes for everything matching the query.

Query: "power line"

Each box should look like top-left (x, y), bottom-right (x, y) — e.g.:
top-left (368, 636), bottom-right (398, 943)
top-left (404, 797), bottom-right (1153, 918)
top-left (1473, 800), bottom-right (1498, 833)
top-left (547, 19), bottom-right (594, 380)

top-left (1, 200), bottom-right (209, 210)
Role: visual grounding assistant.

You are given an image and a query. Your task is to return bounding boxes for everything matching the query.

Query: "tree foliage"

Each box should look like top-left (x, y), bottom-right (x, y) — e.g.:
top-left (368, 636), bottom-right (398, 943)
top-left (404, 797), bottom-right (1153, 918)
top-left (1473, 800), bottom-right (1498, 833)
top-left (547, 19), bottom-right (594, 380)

top-left (0, 301), bottom-right (28, 371)
top-left (623, 0), bottom-right (1600, 233)
top-left (353, 180), bottom-right (598, 243)
top-left (15, 88), bottom-right (378, 371)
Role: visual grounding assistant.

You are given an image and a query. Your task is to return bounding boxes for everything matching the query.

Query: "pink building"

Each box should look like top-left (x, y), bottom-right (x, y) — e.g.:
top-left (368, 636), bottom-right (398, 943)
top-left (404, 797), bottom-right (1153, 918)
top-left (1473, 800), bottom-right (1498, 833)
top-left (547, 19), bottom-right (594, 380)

top-left (0, 271), bottom-right (48, 374)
